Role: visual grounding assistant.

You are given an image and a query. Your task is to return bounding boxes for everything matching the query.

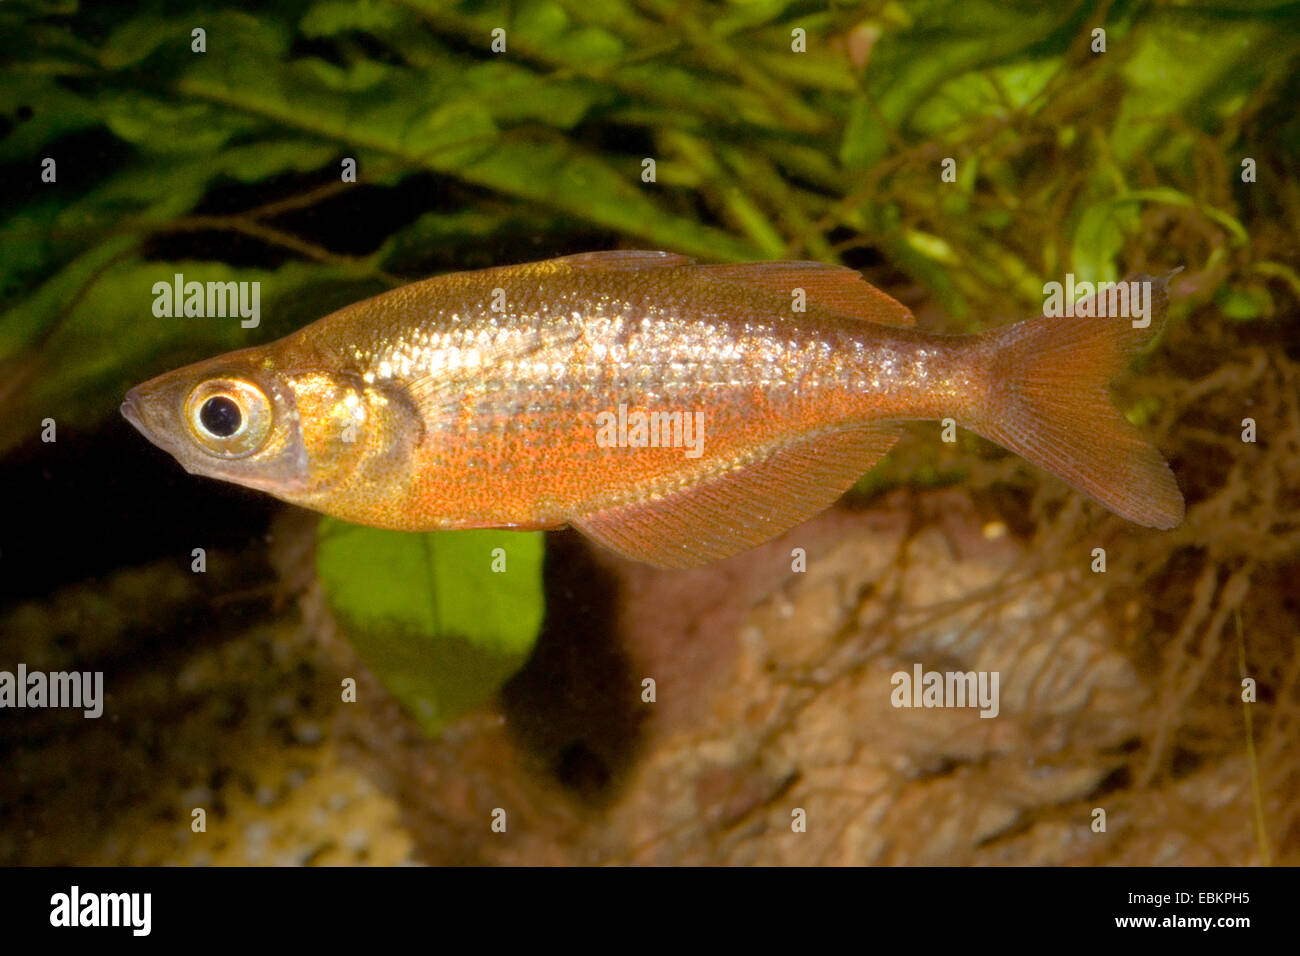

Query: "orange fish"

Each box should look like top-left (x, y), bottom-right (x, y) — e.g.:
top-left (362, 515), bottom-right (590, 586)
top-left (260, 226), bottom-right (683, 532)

top-left (121, 251), bottom-right (1183, 567)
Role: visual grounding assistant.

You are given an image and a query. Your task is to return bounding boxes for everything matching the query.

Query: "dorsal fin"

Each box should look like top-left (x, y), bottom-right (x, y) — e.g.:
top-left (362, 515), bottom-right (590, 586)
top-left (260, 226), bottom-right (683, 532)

top-left (542, 252), bottom-right (915, 326)
top-left (549, 250), bottom-right (695, 271)
top-left (697, 261), bottom-right (916, 326)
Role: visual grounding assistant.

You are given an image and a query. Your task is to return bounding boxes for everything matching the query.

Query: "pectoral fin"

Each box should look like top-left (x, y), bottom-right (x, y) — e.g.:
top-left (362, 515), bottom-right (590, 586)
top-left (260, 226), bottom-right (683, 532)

top-left (573, 425), bottom-right (901, 569)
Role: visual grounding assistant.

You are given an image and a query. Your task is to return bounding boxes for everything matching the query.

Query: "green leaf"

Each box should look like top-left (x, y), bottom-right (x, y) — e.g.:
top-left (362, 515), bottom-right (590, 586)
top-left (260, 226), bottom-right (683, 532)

top-left (1071, 187), bottom-right (1249, 283)
top-left (0, 75), bottom-right (100, 163)
top-left (910, 59), bottom-right (1058, 137)
top-left (1071, 200), bottom-right (1137, 284)
top-left (1113, 17), bottom-right (1287, 164)
top-left (1217, 285), bottom-right (1272, 322)
top-left (300, 0), bottom-right (410, 38)
top-left (457, 139), bottom-right (759, 260)
top-left (101, 92), bottom-right (254, 153)
top-left (841, 0), bottom-right (1080, 169)
top-left (461, 61), bottom-right (599, 128)
top-left (295, 57), bottom-right (394, 93)
top-left (100, 15), bottom-right (191, 69)
top-left (315, 521), bottom-right (546, 734)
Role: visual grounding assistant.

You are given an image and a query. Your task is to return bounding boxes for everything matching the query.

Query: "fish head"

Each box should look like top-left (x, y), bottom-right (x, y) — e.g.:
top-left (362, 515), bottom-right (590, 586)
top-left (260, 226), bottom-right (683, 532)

top-left (121, 346), bottom-right (373, 502)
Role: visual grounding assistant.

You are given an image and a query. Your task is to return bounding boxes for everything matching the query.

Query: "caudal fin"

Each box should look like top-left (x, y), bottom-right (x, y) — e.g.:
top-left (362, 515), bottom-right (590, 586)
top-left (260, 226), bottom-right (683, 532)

top-left (974, 272), bottom-right (1184, 528)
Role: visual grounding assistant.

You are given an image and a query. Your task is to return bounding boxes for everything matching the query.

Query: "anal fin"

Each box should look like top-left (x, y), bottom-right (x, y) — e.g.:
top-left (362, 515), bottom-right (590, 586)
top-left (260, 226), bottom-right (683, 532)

top-left (573, 425), bottom-right (901, 569)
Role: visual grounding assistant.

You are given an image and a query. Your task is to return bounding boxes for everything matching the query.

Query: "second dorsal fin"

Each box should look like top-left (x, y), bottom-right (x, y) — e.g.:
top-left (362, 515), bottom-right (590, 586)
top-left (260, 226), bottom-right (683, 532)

top-left (550, 250), bottom-right (695, 271)
top-left (697, 261), bottom-right (916, 326)
top-left (545, 252), bottom-right (916, 327)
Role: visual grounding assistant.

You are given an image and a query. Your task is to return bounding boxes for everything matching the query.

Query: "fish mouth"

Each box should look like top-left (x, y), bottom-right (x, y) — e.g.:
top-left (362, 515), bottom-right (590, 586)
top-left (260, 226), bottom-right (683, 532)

top-left (120, 389), bottom-right (147, 434)
top-left (120, 388), bottom-right (173, 455)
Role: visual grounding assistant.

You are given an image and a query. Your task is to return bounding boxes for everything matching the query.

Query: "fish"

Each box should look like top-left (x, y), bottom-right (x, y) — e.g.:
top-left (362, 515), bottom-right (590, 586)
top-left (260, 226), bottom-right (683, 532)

top-left (121, 251), bottom-right (1184, 568)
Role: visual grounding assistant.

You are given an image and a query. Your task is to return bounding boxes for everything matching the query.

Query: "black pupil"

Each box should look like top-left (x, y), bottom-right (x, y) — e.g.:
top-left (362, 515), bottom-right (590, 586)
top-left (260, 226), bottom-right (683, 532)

top-left (199, 396), bottom-right (242, 437)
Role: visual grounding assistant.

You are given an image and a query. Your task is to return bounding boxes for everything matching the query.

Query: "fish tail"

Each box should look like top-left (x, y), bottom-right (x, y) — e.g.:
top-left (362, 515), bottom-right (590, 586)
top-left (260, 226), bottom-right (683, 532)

top-left (971, 271), bottom-right (1184, 528)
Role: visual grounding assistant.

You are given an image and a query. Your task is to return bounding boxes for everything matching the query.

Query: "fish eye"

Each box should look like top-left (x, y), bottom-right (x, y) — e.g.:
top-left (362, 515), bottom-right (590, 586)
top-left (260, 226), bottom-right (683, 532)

top-left (199, 395), bottom-right (242, 437)
top-left (184, 378), bottom-right (272, 458)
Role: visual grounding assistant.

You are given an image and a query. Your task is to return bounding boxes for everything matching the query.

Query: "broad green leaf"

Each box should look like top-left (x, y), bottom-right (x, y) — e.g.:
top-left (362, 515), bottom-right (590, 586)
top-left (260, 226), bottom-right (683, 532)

top-left (842, 1), bottom-right (1077, 169)
top-left (1113, 17), bottom-right (1284, 163)
top-left (316, 521), bottom-right (546, 733)
top-left (910, 59), bottom-right (1058, 136)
